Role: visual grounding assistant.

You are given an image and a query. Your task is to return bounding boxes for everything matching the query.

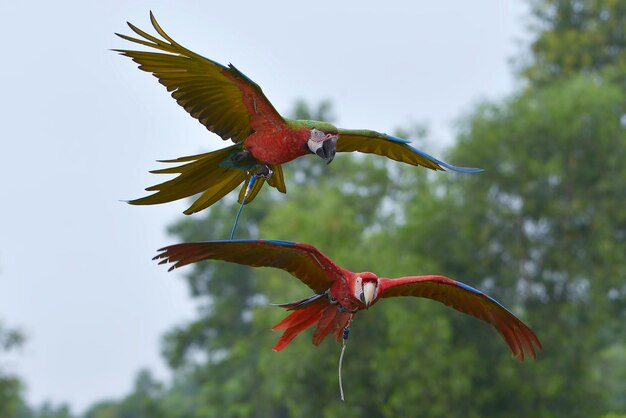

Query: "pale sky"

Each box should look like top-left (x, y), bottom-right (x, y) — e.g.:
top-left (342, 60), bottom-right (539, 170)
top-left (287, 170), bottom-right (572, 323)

top-left (0, 0), bottom-right (529, 413)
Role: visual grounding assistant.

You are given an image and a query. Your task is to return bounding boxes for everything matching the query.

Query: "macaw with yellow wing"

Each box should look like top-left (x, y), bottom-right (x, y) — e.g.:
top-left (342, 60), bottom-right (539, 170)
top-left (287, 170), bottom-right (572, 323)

top-left (115, 13), bottom-right (482, 215)
top-left (154, 239), bottom-right (541, 360)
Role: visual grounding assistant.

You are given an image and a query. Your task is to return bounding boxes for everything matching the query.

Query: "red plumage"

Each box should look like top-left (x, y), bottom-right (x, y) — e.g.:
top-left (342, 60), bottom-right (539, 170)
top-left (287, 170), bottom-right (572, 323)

top-left (243, 128), bottom-right (311, 165)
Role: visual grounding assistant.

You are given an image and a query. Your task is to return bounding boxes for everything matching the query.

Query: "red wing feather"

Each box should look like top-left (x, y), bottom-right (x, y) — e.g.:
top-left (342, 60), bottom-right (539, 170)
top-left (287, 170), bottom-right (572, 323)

top-left (380, 275), bottom-right (541, 361)
top-left (154, 239), bottom-right (344, 293)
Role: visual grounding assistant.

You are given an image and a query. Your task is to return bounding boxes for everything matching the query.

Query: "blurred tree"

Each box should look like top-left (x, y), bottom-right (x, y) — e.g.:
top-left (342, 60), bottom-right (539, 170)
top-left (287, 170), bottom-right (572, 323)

top-left (19, 402), bottom-right (74, 418)
top-left (523, 0), bottom-right (626, 85)
top-left (398, 74), bottom-right (625, 417)
top-left (0, 322), bottom-right (25, 418)
top-left (83, 370), bottom-right (164, 418)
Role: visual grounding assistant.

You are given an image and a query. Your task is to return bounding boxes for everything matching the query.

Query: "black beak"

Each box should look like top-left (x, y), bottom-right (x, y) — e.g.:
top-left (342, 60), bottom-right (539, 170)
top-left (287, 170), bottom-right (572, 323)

top-left (315, 138), bottom-right (337, 164)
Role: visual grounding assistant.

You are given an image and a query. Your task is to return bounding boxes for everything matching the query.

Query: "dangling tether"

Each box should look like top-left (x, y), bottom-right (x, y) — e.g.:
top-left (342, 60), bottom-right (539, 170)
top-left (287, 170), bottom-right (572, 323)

top-left (338, 314), bottom-right (354, 401)
top-left (230, 175), bottom-right (257, 240)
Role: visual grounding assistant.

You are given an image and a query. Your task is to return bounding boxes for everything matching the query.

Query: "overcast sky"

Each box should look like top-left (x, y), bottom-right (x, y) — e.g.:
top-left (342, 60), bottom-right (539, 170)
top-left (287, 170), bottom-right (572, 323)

top-left (0, 0), bottom-right (529, 413)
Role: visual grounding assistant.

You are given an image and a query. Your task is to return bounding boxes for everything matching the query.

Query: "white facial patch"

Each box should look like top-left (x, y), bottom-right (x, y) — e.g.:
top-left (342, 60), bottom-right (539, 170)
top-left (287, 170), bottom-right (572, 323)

top-left (354, 276), bottom-right (363, 298)
top-left (307, 129), bottom-right (326, 153)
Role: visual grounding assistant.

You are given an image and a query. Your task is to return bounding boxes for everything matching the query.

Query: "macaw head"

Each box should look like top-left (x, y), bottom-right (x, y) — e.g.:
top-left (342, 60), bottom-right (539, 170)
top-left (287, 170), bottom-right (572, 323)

top-left (307, 128), bottom-right (338, 164)
top-left (295, 120), bottom-right (339, 164)
top-left (352, 272), bottom-right (380, 309)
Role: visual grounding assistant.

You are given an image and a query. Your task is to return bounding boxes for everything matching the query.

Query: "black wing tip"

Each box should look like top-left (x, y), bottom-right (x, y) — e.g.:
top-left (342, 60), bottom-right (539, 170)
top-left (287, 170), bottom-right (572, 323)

top-left (152, 248), bottom-right (168, 260)
top-left (152, 247), bottom-right (181, 272)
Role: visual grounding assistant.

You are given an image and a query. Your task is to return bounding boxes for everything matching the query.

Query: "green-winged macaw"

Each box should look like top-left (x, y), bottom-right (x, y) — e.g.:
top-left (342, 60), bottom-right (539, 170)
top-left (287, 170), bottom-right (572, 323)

top-left (154, 239), bottom-right (541, 360)
top-left (115, 13), bottom-right (482, 215)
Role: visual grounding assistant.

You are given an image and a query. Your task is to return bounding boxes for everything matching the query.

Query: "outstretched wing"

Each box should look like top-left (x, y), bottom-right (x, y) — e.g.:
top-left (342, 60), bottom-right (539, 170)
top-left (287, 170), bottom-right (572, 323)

top-left (114, 12), bottom-right (286, 142)
top-left (380, 275), bottom-right (541, 360)
top-left (154, 240), bottom-right (344, 293)
top-left (336, 129), bottom-right (482, 173)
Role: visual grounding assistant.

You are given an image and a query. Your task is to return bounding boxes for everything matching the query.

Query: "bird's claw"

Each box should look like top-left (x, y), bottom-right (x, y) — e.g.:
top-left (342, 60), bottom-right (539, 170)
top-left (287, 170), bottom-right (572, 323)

top-left (251, 165), bottom-right (273, 179)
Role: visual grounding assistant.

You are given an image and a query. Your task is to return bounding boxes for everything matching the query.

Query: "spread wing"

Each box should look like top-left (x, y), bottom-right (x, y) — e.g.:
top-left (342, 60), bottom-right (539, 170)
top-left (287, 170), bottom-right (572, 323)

top-left (336, 129), bottom-right (483, 173)
top-left (380, 275), bottom-right (541, 360)
top-left (154, 239), bottom-right (344, 293)
top-left (114, 12), bottom-right (286, 142)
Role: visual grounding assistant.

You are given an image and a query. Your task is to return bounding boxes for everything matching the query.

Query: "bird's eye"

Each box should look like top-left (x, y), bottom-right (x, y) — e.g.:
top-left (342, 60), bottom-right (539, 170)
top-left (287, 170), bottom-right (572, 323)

top-left (329, 295), bottom-right (338, 304)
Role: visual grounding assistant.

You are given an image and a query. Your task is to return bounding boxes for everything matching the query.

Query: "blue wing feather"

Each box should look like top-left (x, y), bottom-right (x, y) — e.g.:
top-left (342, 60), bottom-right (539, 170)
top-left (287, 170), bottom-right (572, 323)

top-left (405, 145), bottom-right (484, 173)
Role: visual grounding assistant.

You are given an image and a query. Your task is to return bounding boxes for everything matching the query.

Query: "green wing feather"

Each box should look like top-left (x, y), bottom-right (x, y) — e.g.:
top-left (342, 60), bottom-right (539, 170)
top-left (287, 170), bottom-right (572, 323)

top-left (237, 176), bottom-right (265, 204)
top-left (267, 164), bottom-right (287, 193)
top-left (336, 129), bottom-right (483, 173)
top-left (114, 12), bottom-right (285, 143)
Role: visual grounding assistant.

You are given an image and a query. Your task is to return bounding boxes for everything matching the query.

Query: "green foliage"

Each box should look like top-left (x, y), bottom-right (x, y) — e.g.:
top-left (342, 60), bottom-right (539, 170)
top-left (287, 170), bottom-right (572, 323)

top-left (0, 323), bottom-right (26, 418)
top-left (19, 403), bottom-right (74, 418)
top-left (0, 324), bottom-right (24, 352)
top-left (411, 74), bottom-right (626, 417)
top-left (83, 370), bottom-right (164, 418)
top-left (592, 343), bottom-right (626, 413)
top-left (523, 0), bottom-right (626, 85)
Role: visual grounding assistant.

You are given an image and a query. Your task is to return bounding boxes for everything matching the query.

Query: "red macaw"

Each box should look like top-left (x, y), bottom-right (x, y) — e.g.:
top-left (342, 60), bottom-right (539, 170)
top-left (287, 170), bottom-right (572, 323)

top-left (154, 239), bottom-right (541, 360)
top-left (115, 13), bottom-right (482, 215)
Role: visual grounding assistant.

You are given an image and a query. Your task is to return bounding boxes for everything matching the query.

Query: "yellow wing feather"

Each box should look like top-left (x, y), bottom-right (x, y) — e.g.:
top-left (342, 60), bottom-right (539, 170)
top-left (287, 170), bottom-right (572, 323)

top-left (115, 12), bottom-right (285, 142)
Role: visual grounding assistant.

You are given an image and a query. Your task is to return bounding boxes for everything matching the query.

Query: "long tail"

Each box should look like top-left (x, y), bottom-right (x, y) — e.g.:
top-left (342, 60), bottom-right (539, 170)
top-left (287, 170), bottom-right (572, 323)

top-left (128, 145), bottom-right (286, 214)
top-left (272, 297), bottom-right (353, 351)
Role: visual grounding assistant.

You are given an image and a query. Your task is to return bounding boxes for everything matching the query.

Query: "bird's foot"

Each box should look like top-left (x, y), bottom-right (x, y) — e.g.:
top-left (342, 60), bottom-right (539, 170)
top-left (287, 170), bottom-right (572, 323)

top-left (251, 164), bottom-right (273, 179)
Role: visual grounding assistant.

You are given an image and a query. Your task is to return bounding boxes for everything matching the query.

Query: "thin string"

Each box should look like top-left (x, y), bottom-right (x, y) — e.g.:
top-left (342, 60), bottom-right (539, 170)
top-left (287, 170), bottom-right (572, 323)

top-left (338, 314), bottom-right (354, 401)
top-left (230, 175), bottom-right (256, 240)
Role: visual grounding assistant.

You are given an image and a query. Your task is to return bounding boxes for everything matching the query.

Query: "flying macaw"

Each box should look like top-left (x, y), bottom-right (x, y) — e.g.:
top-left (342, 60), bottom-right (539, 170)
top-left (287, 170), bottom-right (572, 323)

top-left (154, 239), bottom-right (541, 360)
top-left (115, 13), bottom-right (482, 215)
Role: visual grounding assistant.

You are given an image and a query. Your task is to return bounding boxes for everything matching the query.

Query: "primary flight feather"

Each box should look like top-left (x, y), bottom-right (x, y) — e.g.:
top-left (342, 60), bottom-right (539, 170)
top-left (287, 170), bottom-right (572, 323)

top-left (115, 12), bottom-right (483, 214)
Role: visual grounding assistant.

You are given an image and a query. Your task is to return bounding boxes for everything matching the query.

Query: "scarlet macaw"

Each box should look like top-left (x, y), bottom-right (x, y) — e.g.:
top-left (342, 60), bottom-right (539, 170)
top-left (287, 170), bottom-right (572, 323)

top-left (154, 239), bottom-right (541, 360)
top-left (115, 13), bottom-right (482, 215)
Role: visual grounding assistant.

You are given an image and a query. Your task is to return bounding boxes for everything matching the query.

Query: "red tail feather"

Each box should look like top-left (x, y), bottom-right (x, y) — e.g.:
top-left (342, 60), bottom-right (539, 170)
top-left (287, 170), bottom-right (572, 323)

top-left (272, 302), bottom-right (327, 351)
top-left (312, 305), bottom-right (338, 345)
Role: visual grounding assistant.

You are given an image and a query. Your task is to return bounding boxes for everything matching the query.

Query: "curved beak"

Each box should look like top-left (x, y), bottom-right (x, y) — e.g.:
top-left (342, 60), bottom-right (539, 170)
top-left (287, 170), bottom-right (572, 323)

top-left (361, 282), bottom-right (376, 309)
top-left (315, 137), bottom-right (337, 164)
